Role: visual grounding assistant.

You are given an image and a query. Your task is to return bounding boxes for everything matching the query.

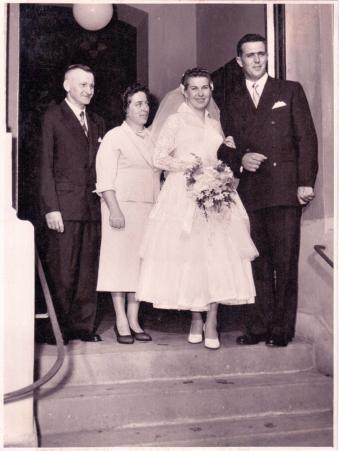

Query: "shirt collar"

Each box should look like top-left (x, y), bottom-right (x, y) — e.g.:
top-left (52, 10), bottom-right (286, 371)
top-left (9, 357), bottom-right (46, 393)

top-left (123, 120), bottom-right (150, 139)
top-left (245, 72), bottom-right (268, 95)
top-left (177, 101), bottom-right (212, 120)
top-left (65, 98), bottom-right (86, 119)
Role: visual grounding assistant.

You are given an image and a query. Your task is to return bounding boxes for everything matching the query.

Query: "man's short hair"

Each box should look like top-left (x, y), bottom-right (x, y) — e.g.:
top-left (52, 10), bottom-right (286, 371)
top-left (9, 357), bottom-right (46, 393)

top-left (64, 64), bottom-right (93, 80)
top-left (237, 34), bottom-right (266, 56)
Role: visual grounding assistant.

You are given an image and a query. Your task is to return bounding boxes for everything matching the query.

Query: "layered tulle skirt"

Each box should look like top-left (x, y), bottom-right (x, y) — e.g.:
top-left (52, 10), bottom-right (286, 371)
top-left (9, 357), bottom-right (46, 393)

top-left (136, 172), bottom-right (258, 311)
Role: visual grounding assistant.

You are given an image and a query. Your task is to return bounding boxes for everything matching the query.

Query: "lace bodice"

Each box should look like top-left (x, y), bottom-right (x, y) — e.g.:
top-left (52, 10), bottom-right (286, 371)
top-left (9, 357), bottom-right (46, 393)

top-left (153, 102), bottom-right (223, 172)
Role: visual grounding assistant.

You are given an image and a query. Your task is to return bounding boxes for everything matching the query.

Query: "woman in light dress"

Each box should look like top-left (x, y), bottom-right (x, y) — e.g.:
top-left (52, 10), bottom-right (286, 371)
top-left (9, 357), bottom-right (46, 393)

top-left (136, 68), bottom-right (258, 349)
top-left (96, 84), bottom-right (160, 344)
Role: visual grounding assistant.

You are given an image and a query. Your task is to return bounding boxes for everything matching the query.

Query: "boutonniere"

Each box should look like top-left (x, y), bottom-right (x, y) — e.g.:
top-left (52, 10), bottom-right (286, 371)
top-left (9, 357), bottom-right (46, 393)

top-left (272, 101), bottom-right (287, 109)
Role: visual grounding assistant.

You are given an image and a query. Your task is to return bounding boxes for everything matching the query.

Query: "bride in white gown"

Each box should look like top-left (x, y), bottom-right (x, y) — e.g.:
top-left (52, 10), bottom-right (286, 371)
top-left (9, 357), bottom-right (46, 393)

top-left (136, 68), bottom-right (258, 349)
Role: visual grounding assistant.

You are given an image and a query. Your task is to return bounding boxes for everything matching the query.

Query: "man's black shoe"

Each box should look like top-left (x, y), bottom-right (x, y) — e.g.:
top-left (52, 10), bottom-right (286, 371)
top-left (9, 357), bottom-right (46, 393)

top-left (236, 333), bottom-right (267, 345)
top-left (265, 335), bottom-right (290, 347)
top-left (69, 331), bottom-right (102, 342)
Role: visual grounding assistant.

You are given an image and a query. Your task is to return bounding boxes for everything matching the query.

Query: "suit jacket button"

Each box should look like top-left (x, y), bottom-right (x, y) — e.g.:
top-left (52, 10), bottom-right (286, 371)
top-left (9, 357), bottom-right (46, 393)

top-left (273, 162), bottom-right (277, 167)
top-left (271, 120), bottom-right (276, 125)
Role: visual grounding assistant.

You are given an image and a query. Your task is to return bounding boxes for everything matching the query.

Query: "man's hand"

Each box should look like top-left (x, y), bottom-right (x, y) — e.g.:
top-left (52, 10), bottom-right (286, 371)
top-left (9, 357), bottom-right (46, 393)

top-left (242, 152), bottom-right (267, 172)
top-left (297, 186), bottom-right (315, 205)
top-left (45, 211), bottom-right (64, 233)
top-left (109, 209), bottom-right (125, 229)
top-left (224, 135), bottom-right (236, 149)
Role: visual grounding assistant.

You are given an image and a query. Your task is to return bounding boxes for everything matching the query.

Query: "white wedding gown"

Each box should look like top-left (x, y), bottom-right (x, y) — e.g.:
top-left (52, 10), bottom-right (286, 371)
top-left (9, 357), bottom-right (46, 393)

top-left (136, 103), bottom-right (258, 311)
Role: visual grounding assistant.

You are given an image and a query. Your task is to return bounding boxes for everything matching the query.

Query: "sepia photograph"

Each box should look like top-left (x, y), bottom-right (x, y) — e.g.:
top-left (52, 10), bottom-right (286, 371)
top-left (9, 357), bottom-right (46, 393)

top-left (2, 1), bottom-right (336, 449)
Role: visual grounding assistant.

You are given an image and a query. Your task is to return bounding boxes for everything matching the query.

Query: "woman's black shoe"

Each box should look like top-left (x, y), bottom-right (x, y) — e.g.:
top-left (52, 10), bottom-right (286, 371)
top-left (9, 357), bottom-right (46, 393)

top-left (114, 325), bottom-right (134, 344)
top-left (130, 328), bottom-right (152, 342)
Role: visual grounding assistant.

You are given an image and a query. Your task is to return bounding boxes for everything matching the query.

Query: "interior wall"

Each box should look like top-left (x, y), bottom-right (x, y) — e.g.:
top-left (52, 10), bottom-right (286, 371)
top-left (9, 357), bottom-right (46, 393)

top-left (285, 4), bottom-right (334, 373)
top-left (196, 4), bottom-right (266, 72)
top-left (117, 4), bottom-right (148, 87)
top-left (137, 4), bottom-right (197, 100)
top-left (286, 4), bottom-right (333, 222)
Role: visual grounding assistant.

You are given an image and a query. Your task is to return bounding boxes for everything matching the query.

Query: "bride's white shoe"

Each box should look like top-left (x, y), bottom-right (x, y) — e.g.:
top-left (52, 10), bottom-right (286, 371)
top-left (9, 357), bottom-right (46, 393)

top-left (188, 332), bottom-right (203, 344)
top-left (188, 321), bottom-right (204, 344)
top-left (203, 325), bottom-right (220, 350)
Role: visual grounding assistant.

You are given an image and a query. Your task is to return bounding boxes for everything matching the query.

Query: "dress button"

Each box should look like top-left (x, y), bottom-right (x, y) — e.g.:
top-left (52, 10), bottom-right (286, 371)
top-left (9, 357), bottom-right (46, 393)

top-left (273, 162), bottom-right (277, 167)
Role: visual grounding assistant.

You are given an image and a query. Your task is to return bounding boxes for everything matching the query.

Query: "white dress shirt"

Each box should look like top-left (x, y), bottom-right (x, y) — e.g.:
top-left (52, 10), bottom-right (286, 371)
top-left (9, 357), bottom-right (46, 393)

top-left (245, 72), bottom-right (268, 104)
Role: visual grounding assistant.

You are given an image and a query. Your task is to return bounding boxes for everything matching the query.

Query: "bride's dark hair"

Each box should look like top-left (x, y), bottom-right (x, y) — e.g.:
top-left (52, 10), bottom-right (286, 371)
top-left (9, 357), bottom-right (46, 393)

top-left (181, 68), bottom-right (212, 90)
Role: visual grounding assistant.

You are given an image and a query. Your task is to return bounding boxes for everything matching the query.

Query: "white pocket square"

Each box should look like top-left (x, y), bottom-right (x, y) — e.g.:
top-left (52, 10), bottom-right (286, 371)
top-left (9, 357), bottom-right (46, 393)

top-left (272, 101), bottom-right (287, 109)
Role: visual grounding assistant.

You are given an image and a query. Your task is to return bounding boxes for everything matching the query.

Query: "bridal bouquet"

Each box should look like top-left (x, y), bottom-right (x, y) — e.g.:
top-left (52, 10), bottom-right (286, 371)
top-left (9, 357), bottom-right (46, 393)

top-left (184, 153), bottom-right (236, 219)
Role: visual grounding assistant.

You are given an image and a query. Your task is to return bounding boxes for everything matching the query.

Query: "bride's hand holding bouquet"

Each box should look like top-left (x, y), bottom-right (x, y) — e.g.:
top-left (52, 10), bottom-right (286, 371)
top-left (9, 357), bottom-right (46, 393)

top-left (184, 153), bottom-right (236, 219)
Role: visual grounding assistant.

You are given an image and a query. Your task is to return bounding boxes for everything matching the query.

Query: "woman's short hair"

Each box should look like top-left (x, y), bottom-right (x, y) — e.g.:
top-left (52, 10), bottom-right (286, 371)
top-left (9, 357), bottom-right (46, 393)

top-left (181, 68), bottom-right (212, 90)
top-left (122, 83), bottom-right (150, 114)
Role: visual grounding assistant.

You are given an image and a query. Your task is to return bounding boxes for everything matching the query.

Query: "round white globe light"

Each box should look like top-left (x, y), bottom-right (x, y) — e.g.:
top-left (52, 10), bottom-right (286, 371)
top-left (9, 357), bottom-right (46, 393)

top-left (73, 4), bottom-right (113, 31)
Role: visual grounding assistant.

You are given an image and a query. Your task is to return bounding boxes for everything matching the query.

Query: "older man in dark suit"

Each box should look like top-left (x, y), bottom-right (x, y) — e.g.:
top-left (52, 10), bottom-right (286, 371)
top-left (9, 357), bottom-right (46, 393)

top-left (39, 64), bottom-right (105, 344)
top-left (218, 34), bottom-right (318, 347)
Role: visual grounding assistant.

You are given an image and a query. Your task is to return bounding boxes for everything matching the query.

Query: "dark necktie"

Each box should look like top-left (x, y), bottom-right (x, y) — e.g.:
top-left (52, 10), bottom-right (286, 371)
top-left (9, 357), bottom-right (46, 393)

top-left (80, 111), bottom-right (88, 136)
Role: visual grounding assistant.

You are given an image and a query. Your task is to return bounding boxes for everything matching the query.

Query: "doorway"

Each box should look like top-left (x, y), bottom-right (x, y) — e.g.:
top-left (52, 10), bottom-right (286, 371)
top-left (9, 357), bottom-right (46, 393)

top-left (18, 4), bottom-right (137, 221)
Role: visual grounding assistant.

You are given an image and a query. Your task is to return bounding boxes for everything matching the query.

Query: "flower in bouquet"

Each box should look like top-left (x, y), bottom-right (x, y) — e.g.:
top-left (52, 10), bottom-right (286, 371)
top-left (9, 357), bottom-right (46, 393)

top-left (184, 153), bottom-right (236, 219)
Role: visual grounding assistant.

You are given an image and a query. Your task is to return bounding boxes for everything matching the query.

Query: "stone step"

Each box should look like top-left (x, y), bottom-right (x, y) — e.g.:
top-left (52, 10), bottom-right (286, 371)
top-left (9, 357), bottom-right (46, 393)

top-left (36, 370), bottom-right (332, 435)
top-left (41, 410), bottom-right (333, 447)
top-left (35, 331), bottom-right (314, 388)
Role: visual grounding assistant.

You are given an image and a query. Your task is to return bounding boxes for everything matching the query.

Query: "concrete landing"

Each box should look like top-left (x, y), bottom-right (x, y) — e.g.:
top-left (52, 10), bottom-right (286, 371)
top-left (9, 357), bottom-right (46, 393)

top-left (35, 328), bottom-right (315, 388)
top-left (35, 324), bottom-right (333, 447)
top-left (41, 410), bottom-right (333, 447)
top-left (37, 370), bottom-right (332, 435)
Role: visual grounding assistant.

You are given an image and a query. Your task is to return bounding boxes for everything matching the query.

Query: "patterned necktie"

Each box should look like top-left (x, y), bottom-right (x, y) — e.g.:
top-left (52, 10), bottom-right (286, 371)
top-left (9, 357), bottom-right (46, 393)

top-left (252, 83), bottom-right (260, 108)
top-left (80, 111), bottom-right (88, 136)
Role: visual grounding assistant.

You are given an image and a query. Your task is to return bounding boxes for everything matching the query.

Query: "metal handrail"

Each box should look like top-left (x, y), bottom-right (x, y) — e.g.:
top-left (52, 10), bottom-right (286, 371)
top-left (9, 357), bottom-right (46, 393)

top-left (4, 250), bottom-right (65, 404)
top-left (314, 245), bottom-right (333, 268)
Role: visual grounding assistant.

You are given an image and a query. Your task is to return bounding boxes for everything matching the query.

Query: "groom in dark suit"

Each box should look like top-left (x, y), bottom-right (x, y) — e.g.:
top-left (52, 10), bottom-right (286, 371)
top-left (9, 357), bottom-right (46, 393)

top-left (218, 34), bottom-right (318, 347)
top-left (39, 64), bottom-right (105, 344)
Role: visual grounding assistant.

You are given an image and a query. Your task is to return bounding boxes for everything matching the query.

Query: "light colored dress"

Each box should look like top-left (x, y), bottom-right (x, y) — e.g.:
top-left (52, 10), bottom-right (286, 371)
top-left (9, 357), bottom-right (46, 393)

top-left (136, 102), bottom-right (258, 311)
top-left (96, 121), bottom-right (160, 292)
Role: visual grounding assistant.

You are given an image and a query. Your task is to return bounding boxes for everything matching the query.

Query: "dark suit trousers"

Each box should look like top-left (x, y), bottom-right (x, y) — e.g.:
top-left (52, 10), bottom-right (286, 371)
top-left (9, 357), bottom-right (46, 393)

top-left (44, 221), bottom-right (100, 336)
top-left (245, 206), bottom-right (302, 339)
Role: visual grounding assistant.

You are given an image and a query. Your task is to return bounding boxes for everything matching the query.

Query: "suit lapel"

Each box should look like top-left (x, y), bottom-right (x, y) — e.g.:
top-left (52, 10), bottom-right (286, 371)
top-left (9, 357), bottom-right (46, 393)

top-left (233, 80), bottom-right (256, 118)
top-left (245, 77), bottom-right (282, 143)
top-left (256, 77), bottom-right (281, 118)
top-left (60, 101), bottom-right (89, 146)
top-left (234, 77), bottom-right (281, 117)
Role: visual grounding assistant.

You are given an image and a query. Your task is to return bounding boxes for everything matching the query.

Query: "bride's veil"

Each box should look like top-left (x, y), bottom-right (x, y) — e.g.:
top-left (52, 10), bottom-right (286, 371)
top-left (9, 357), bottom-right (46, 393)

top-left (150, 86), bottom-right (221, 142)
